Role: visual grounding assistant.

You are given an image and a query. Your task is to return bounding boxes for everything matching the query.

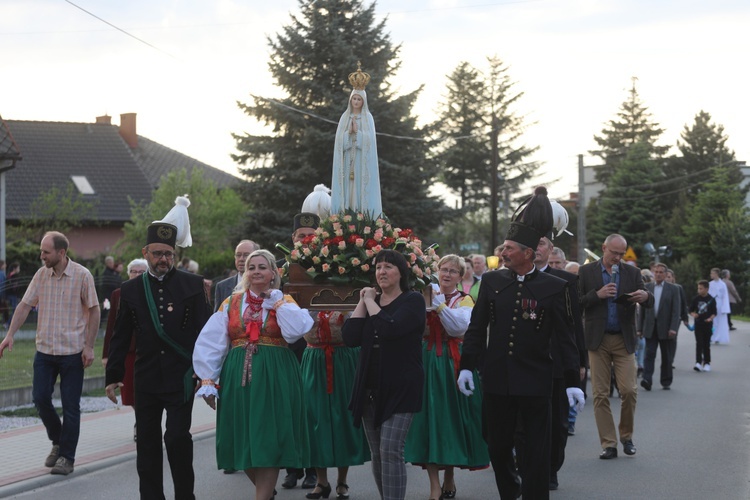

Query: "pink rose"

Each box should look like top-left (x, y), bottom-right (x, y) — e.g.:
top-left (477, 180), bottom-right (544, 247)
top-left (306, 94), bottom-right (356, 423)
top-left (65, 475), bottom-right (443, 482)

top-left (361, 264), bottom-right (370, 272)
top-left (321, 246), bottom-right (330, 257)
top-left (338, 266), bottom-right (347, 275)
top-left (351, 258), bottom-right (361, 266)
top-left (338, 241), bottom-right (347, 251)
top-left (355, 238), bottom-right (364, 247)
top-left (322, 263), bottom-right (330, 272)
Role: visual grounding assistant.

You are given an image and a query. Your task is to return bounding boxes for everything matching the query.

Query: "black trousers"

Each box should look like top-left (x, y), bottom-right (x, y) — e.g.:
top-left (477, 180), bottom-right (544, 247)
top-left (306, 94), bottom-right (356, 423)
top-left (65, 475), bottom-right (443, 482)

top-left (644, 330), bottom-right (674, 387)
top-left (550, 378), bottom-right (569, 475)
top-left (135, 390), bottom-right (195, 500)
top-left (485, 392), bottom-right (550, 500)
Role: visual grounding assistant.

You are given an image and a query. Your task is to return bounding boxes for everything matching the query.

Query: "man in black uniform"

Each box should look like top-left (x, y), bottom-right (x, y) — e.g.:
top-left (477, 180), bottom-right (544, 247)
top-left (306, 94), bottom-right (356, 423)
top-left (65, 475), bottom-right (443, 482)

top-left (106, 198), bottom-right (211, 500)
top-left (457, 187), bottom-right (585, 500)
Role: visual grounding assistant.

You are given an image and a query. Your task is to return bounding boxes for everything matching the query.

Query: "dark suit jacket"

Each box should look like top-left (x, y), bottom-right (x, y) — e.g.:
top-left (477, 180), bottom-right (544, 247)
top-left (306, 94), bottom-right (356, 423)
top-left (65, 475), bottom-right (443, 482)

top-left (214, 274), bottom-right (240, 312)
top-left (106, 268), bottom-right (212, 394)
top-left (637, 281), bottom-right (681, 340)
top-left (460, 268), bottom-right (580, 396)
top-left (578, 260), bottom-right (653, 354)
top-left (545, 266), bottom-right (588, 374)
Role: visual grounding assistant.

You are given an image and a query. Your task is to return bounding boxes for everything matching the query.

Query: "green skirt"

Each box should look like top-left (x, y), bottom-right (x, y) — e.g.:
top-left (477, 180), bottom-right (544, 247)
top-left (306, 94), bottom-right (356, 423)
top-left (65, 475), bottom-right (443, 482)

top-left (404, 341), bottom-right (490, 468)
top-left (216, 344), bottom-right (310, 470)
top-left (301, 345), bottom-right (370, 467)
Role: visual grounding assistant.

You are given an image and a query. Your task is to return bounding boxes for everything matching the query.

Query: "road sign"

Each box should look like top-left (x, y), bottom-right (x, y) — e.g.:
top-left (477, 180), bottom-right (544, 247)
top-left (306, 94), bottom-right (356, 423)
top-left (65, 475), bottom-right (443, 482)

top-left (624, 246), bottom-right (638, 262)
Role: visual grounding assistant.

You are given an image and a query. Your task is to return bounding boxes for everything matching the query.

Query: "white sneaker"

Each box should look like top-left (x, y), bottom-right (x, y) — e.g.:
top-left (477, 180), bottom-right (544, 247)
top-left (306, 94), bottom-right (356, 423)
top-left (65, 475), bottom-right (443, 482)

top-left (703, 363), bottom-right (711, 372)
top-left (694, 363), bottom-right (702, 372)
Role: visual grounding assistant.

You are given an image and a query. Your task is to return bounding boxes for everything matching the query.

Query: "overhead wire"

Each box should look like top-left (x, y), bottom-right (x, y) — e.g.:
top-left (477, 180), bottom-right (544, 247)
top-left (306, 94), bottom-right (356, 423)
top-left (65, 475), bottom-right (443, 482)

top-left (62, 0), bottom-right (179, 60)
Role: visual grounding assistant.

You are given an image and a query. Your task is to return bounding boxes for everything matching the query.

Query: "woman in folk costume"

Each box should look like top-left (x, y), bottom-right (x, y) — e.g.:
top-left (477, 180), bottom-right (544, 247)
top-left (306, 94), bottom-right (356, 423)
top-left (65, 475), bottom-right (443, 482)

top-left (404, 254), bottom-right (489, 500)
top-left (299, 186), bottom-right (370, 500)
top-left (331, 63), bottom-right (382, 217)
top-left (193, 249), bottom-right (313, 500)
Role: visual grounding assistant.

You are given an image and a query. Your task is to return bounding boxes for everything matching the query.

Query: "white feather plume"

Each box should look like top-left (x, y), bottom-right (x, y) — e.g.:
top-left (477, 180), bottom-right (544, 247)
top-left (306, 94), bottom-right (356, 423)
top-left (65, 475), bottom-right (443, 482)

top-left (550, 199), bottom-right (572, 238)
top-left (155, 194), bottom-right (192, 247)
top-left (301, 184), bottom-right (332, 218)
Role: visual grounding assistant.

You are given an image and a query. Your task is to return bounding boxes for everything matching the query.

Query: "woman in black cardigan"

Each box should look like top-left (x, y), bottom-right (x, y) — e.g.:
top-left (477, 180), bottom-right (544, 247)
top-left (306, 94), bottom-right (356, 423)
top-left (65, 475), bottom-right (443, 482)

top-left (343, 249), bottom-right (425, 500)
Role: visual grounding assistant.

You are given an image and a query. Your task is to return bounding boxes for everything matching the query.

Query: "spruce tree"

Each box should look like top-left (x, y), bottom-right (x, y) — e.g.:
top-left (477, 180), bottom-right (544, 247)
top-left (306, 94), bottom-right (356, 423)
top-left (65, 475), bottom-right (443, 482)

top-left (587, 142), bottom-right (666, 262)
top-left (431, 57), bottom-right (539, 250)
top-left (590, 78), bottom-right (669, 184)
top-left (680, 165), bottom-right (750, 274)
top-left (232, 0), bottom-right (445, 250)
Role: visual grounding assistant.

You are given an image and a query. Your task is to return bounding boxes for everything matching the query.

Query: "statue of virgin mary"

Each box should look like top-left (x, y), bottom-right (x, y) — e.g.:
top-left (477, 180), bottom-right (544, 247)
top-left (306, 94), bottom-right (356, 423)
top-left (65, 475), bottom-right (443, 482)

top-left (330, 63), bottom-right (382, 217)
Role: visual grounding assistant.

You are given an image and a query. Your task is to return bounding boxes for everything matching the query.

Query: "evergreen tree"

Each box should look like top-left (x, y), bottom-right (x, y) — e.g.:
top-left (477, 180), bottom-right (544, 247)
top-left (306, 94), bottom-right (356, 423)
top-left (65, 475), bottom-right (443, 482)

top-left (680, 165), bottom-right (750, 274)
top-left (431, 57), bottom-right (539, 250)
top-left (590, 77), bottom-right (669, 184)
top-left (232, 0), bottom-right (446, 250)
top-left (666, 110), bottom-right (740, 197)
top-left (587, 142), bottom-right (667, 262)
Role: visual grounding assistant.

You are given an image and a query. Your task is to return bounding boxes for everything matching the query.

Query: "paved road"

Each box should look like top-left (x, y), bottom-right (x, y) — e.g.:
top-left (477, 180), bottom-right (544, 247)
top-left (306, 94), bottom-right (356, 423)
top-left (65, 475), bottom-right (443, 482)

top-left (7, 324), bottom-right (750, 499)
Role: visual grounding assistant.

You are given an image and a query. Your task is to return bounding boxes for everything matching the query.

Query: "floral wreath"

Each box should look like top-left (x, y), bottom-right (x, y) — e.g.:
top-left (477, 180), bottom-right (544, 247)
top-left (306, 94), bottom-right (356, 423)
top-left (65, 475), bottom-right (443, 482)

top-left (280, 210), bottom-right (439, 290)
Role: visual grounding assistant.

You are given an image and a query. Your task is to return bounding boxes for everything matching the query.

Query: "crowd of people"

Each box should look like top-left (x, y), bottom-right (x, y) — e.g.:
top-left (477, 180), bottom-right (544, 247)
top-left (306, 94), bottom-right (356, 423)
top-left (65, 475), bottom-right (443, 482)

top-left (0, 188), bottom-right (744, 500)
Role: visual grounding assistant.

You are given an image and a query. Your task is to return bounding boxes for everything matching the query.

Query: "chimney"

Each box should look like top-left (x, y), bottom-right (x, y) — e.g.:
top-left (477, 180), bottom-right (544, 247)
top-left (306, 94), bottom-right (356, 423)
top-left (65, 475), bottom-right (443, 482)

top-left (119, 112), bottom-right (138, 148)
top-left (95, 114), bottom-right (112, 125)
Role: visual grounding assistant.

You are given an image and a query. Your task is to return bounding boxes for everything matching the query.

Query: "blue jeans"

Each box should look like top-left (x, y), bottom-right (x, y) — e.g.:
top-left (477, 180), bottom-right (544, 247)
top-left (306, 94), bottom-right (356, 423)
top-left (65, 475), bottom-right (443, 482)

top-left (635, 336), bottom-right (646, 369)
top-left (32, 351), bottom-right (84, 462)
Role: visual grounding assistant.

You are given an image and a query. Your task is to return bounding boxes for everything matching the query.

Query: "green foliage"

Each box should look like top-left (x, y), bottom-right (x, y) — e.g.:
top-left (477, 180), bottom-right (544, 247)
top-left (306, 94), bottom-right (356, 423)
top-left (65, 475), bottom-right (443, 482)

top-left (8, 182), bottom-right (98, 245)
top-left (679, 165), bottom-right (749, 275)
top-left (587, 142), bottom-right (667, 262)
top-left (232, 0), bottom-right (448, 251)
top-left (116, 169), bottom-right (248, 280)
top-left (432, 58), bottom-right (539, 210)
top-left (422, 209), bottom-right (497, 257)
top-left (670, 254), bottom-right (703, 298)
top-left (590, 78), bottom-right (669, 184)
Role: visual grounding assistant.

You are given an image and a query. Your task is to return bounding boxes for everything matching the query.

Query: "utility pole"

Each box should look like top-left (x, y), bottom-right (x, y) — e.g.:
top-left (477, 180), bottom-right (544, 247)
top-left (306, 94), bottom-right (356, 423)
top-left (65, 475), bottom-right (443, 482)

top-left (577, 154), bottom-right (586, 264)
top-left (490, 114), bottom-right (499, 252)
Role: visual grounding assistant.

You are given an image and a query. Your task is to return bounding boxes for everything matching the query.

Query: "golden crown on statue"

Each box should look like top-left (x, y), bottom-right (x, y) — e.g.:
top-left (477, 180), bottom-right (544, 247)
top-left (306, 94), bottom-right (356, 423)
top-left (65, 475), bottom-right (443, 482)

top-left (348, 61), bottom-right (371, 90)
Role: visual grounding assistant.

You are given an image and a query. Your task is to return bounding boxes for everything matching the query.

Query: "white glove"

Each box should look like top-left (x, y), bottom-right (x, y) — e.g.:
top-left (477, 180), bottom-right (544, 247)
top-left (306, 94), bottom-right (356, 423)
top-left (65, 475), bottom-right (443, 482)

top-left (457, 369), bottom-right (475, 396)
top-left (431, 292), bottom-right (446, 311)
top-left (262, 289), bottom-right (284, 310)
top-left (195, 384), bottom-right (219, 400)
top-left (567, 387), bottom-right (585, 413)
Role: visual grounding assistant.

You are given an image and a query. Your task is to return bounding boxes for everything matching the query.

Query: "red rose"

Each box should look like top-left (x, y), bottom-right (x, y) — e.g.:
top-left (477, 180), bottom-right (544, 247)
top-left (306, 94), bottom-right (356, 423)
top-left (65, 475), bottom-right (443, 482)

top-left (365, 238), bottom-right (378, 249)
top-left (347, 234), bottom-right (361, 245)
top-left (398, 229), bottom-right (413, 238)
top-left (381, 237), bottom-right (395, 248)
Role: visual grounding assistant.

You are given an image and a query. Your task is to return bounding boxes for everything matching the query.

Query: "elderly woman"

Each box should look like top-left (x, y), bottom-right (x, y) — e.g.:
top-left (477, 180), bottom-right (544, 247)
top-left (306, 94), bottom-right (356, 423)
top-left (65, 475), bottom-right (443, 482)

top-left (102, 258), bottom-right (148, 441)
top-left (404, 255), bottom-right (488, 500)
top-left (301, 310), bottom-right (370, 500)
top-left (343, 249), bottom-right (425, 500)
top-left (193, 249), bottom-right (313, 500)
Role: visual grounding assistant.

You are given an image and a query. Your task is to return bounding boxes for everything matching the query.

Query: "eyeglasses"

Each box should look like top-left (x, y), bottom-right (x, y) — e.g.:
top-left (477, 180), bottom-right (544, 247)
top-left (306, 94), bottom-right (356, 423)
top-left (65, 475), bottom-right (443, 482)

top-left (128, 269), bottom-right (146, 275)
top-left (235, 252), bottom-right (253, 259)
top-left (149, 250), bottom-right (175, 259)
top-left (439, 268), bottom-right (461, 276)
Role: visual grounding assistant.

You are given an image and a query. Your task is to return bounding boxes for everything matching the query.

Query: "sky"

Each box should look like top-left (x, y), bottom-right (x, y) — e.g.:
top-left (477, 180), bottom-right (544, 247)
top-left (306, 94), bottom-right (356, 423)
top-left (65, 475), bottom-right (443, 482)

top-left (2, 0), bottom-right (749, 203)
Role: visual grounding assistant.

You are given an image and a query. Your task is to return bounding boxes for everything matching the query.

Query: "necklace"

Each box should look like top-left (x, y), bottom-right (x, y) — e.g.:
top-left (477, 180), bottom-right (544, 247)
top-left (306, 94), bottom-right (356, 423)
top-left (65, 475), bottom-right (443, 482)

top-left (245, 292), bottom-right (264, 323)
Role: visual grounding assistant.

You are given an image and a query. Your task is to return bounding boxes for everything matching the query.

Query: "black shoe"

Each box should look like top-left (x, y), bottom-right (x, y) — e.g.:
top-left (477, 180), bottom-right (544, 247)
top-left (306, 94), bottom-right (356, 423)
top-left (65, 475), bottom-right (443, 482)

top-left (662, 385), bottom-right (671, 390)
top-left (637, 367), bottom-right (643, 378)
top-left (622, 440), bottom-right (636, 456)
top-left (223, 468), bottom-right (237, 474)
top-left (640, 379), bottom-right (652, 391)
top-left (306, 483), bottom-right (332, 499)
top-left (302, 472), bottom-right (318, 489)
top-left (599, 447), bottom-right (618, 459)
top-left (282, 472), bottom-right (300, 489)
top-left (336, 483), bottom-right (350, 500)
top-left (549, 472), bottom-right (559, 490)
top-left (567, 423), bottom-right (575, 436)
top-left (441, 483), bottom-right (456, 499)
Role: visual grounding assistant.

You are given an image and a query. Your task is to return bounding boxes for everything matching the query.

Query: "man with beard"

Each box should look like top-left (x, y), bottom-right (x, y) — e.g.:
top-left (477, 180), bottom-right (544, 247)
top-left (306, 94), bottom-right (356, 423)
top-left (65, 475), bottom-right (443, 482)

top-left (106, 197), bottom-right (211, 499)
